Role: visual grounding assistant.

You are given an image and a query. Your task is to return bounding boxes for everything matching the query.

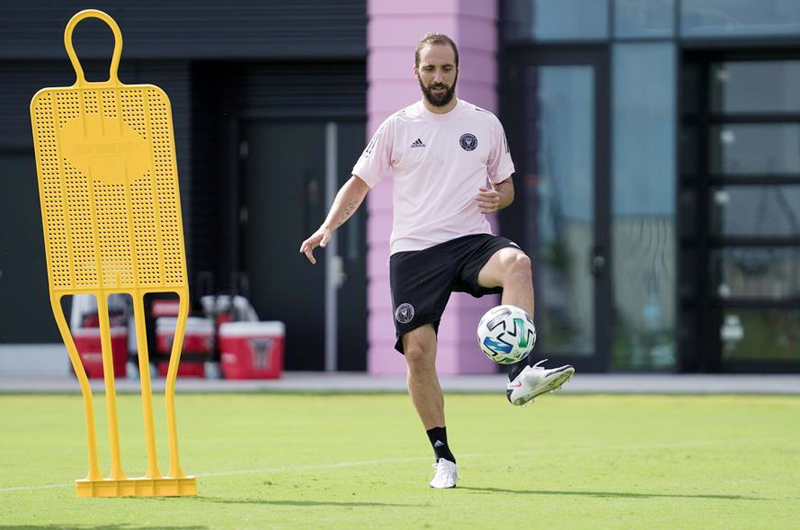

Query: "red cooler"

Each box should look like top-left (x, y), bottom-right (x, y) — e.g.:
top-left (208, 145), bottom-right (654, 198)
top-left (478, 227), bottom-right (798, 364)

top-left (155, 317), bottom-right (215, 377)
top-left (72, 326), bottom-right (128, 379)
top-left (219, 322), bottom-right (285, 379)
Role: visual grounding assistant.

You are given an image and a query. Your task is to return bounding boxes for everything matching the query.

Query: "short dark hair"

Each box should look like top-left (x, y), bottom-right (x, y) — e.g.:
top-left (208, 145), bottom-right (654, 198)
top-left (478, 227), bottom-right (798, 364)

top-left (414, 32), bottom-right (459, 68)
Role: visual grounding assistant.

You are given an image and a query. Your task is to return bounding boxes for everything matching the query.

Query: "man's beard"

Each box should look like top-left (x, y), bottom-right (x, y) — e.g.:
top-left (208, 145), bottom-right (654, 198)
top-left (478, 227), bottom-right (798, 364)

top-left (419, 75), bottom-right (457, 107)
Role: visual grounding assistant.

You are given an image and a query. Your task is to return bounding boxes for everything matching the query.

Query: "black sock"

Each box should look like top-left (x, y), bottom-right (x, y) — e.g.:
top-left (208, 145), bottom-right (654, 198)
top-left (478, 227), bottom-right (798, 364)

top-left (426, 426), bottom-right (456, 464)
top-left (508, 358), bottom-right (529, 381)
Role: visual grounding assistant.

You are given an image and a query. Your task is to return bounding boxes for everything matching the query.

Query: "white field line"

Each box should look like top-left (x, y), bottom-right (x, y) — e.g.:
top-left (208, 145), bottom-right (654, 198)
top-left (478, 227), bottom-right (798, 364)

top-left (0, 483), bottom-right (72, 493)
top-left (0, 436), bottom-right (785, 494)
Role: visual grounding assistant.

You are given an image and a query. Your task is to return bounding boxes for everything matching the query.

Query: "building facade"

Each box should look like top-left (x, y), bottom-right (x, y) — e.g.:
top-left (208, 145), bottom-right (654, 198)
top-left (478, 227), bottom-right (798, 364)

top-left (0, 0), bottom-right (798, 374)
top-left (0, 0), bottom-right (369, 373)
top-left (499, 0), bottom-right (800, 373)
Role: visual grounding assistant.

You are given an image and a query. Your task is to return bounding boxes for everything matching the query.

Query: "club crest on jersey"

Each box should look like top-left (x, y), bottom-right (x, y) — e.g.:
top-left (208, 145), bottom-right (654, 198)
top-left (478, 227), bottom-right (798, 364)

top-left (459, 133), bottom-right (478, 151)
top-left (395, 303), bottom-right (415, 324)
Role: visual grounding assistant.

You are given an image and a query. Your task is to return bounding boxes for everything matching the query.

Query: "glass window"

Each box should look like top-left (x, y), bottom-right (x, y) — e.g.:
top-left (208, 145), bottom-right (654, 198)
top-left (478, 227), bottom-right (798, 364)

top-left (525, 65), bottom-right (596, 357)
top-left (613, 44), bottom-right (676, 216)
top-left (681, 0), bottom-right (800, 38)
top-left (711, 186), bottom-right (800, 237)
top-left (615, 0), bottom-right (675, 38)
top-left (504, 0), bottom-right (609, 41)
top-left (710, 124), bottom-right (800, 175)
top-left (713, 248), bottom-right (800, 299)
top-left (720, 309), bottom-right (800, 361)
top-left (711, 61), bottom-right (800, 114)
top-left (612, 43), bottom-right (676, 370)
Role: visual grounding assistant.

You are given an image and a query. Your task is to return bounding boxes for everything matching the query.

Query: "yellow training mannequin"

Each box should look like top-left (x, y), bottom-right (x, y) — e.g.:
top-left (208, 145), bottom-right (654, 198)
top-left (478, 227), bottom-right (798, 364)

top-left (29, 9), bottom-right (196, 497)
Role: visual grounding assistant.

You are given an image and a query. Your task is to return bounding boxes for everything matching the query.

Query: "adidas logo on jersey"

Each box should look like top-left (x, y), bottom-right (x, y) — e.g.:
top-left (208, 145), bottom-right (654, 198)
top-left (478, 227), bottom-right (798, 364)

top-left (411, 138), bottom-right (426, 148)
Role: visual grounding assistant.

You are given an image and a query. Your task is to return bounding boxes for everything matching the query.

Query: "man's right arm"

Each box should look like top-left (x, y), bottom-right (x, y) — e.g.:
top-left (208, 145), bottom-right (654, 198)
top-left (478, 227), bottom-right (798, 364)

top-left (299, 175), bottom-right (370, 264)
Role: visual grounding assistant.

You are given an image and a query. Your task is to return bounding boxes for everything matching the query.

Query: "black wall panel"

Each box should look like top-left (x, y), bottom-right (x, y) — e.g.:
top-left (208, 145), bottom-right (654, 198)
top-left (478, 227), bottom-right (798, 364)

top-left (188, 60), bottom-right (366, 292)
top-left (0, 0), bottom-right (366, 60)
top-left (0, 1), bottom-right (367, 351)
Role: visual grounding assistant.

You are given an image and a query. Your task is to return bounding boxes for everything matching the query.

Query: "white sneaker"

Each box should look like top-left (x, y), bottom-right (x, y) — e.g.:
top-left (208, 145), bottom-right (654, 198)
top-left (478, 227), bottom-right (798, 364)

top-left (506, 359), bottom-right (575, 407)
top-left (429, 458), bottom-right (457, 489)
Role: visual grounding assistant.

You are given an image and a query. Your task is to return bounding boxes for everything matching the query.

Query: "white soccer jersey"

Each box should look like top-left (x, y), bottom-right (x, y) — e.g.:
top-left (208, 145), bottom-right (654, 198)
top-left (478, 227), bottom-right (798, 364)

top-left (353, 99), bottom-right (515, 255)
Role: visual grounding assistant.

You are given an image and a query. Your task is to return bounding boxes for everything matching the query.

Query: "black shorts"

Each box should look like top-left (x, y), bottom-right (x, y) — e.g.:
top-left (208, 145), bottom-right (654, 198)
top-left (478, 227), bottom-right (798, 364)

top-left (389, 233), bottom-right (522, 353)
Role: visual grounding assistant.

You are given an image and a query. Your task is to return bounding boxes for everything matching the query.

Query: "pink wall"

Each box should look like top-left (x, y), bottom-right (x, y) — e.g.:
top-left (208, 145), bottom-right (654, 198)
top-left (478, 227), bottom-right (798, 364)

top-left (366, 0), bottom-right (501, 375)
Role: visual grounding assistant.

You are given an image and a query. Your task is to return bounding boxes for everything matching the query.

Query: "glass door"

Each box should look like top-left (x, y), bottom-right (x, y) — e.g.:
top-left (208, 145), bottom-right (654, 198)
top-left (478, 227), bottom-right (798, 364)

top-left (681, 53), bottom-right (800, 372)
top-left (505, 49), bottom-right (611, 372)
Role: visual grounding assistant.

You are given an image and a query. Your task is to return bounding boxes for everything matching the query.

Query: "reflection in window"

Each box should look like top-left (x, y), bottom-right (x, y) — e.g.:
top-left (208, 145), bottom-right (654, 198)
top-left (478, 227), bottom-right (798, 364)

top-left (682, 0), bottom-right (800, 37)
top-left (711, 187), bottom-right (800, 237)
top-left (711, 61), bottom-right (800, 113)
top-left (710, 125), bottom-right (800, 175)
top-left (713, 248), bottom-right (800, 299)
top-left (612, 43), bottom-right (676, 370)
top-left (615, 0), bottom-right (675, 38)
top-left (721, 310), bottom-right (800, 361)
top-left (504, 0), bottom-right (609, 41)
top-left (526, 65), bottom-right (595, 356)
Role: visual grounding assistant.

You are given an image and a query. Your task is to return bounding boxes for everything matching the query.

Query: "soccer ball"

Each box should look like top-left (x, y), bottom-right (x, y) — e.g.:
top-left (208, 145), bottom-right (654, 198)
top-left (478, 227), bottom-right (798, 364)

top-left (477, 305), bottom-right (536, 365)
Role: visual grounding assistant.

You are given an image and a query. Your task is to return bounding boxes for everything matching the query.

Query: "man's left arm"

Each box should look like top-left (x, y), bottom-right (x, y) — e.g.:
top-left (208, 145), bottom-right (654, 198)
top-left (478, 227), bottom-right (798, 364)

top-left (479, 113), bottom-right (516, 214)
top-left (476, 177), bottom-right (514, 214)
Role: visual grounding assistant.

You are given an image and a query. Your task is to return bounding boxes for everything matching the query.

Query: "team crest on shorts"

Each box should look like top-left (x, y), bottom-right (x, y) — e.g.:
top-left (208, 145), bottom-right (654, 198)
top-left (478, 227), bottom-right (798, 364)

top-left (459, 133), bottom-right (478, 151)
top-left (395, 303), bottom-right (415, 324)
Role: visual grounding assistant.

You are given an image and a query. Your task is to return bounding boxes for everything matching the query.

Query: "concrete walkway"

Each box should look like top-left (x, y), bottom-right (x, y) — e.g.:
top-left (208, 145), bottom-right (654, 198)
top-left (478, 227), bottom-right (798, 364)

top-left (0, 372), bottom-right (798, 395)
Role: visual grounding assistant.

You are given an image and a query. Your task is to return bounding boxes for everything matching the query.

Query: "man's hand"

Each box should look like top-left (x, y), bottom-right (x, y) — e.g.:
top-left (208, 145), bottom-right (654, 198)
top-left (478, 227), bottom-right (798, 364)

top-left (300, 227), bottom-right (332, 265)
top-left (298, 176), bottom-right (369, 265)
top-left (476, 186), bottom-right (501, 214)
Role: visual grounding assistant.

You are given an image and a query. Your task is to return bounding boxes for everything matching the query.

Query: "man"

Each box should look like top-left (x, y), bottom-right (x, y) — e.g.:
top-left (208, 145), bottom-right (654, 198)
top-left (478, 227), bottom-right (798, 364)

top-left (300, 33), bottom-right (574, 489)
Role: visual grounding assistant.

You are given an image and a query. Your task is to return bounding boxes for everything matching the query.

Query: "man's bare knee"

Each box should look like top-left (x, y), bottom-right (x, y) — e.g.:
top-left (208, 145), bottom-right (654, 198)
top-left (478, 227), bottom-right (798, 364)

top-left (491, 250), bottom-right (531, 288)
top-left (405, 340), bottom-right (434, 364)
top-left (403, 327), bottom-right (436, 372)
top-left (405, 346), bottom-right (434, 373)
top-left (506, 252), bottom-right (532, 282)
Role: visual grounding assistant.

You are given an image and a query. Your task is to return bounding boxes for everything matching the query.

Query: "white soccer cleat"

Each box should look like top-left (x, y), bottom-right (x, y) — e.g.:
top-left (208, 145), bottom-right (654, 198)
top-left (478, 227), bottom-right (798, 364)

top-left (429, 458), bottom-right (458, 489)
top-left (506, 359), bottom-right (575, 407)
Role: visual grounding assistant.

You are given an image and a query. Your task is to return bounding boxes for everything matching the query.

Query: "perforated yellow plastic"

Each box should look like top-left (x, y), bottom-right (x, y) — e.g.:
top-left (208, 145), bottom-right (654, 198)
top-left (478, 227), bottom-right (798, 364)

top-left (29, 9), bottom-right (196, 498)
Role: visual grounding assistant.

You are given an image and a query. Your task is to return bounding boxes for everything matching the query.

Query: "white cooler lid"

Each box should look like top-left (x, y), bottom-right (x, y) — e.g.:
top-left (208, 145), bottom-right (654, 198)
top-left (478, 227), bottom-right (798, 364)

top-left (219, 321), bottom-right (285, 337)
top-left (72, 326), bottom-right (127, 338)
top-left (155, 316), bottom-right (215, 334)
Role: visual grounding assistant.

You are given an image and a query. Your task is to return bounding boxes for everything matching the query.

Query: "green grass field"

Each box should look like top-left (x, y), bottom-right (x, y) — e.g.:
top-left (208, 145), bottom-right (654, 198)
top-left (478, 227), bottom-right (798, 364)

top-left (0, 393), bottom-right (798, 529)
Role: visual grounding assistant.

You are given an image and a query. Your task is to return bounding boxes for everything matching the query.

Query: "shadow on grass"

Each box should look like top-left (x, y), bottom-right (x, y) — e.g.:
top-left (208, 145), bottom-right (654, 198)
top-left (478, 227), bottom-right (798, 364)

top-left (0, 526), bottom-right (208, 530)
top-left (195, 496), bottom-right (419, 508)
top-left (458, 487), bottom-right (767, 501)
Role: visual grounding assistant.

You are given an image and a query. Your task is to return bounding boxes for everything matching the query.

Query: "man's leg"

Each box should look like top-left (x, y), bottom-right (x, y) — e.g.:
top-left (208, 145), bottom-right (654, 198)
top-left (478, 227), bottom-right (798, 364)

top-left (402, 324), bottom-right (458, 488)
top-left (402, 324), bottom-right (444, 431)
top-left (476, 246), bottom-right (574, 405)
top-left (477, 248), bottom-right (535, 380)
top-left (476, 247), bottom-right (534, 317)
